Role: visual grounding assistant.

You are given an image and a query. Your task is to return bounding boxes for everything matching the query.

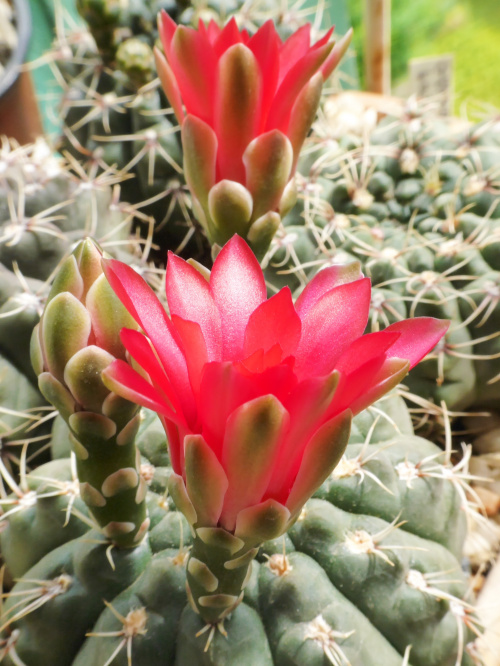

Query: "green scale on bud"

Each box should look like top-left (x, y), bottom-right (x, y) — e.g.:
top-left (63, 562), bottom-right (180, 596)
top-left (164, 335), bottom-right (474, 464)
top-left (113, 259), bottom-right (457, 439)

top-left (30, 239), bottom-right (149, 548)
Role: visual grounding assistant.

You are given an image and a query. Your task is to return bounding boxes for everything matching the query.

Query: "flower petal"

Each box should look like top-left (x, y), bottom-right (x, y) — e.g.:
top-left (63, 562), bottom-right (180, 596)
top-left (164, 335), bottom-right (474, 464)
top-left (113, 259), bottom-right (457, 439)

top-left (243, 130), bottom-right (293, 221)
top-left (215, 43), bottom-right (262, 183)
top-left (295, 277), bottom-right (372, 377)
top-left (384, 318), bottom-right (450, 369)
top-left (169, 25), bottom-right (217, 125)
top-left (266, 370), bottom-right (339, 500)
top-left (210, 235), bottom-right (267, 359)
top-left (102, 359), bottom-right (177, 422)
top-left (285, 409), bottom-right (352, 517)
top-left (334, 330), bottom-right (401, 374)
top-left (321, 28), bottom-right (353, 80)
top-left (166, 251), bottom-right (221, 360)
top-left (286, 72), bottom-right (323, 173)
top-left (295, 262), bottom-right (363, 319)
top-left (120, 327), bottom-right (180, 414)
top-left (220, 395), bottom-right (289, 531)
top-left (266, 41), bottom-right (333, 133)
top-left (157, 10), bottom-right (177, 58)
top-left (244, 286), bottom-right (301, 358)
top-left (247, 20), bottom-right (280, 131)
top-left (347, 358), bottom-right (410, 415)
top-left (181, 115), bottom-right (218, 215)
top-left (278, 24), bottom-right (311, 84)
top-left (102, 259), bottom-right (195, 424)
top-left (184, 434), bottom-right (229, 527)
top-left (213, 17), bottom-right (244, 57)
top-left (154, 47), bottom-right (185, 125)
top-left (198, 361), bottom-right (259, 459)
top-left (171, 315), bottom-right (208, 397)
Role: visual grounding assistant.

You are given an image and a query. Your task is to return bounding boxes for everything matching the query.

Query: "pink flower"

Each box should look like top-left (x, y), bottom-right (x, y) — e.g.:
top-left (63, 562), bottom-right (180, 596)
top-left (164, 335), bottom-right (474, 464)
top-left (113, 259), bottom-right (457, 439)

top-left (155, 14), bottom-right (352, 254)
top-left (102, 237), bottom-right (448, 536)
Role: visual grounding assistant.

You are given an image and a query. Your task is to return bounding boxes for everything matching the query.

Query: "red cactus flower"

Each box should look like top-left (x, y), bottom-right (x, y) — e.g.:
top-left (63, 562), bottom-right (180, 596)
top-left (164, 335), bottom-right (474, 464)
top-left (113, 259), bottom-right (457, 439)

top-left (155, 13), bottom-right (352, 254)
top-left (102, 237), bottom-right (448, 536)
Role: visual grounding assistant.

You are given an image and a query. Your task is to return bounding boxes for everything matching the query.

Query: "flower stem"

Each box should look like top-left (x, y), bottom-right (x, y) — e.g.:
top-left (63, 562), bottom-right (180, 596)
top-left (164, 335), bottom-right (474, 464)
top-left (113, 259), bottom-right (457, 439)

top-left (186, 528), bottom-right (259, 624)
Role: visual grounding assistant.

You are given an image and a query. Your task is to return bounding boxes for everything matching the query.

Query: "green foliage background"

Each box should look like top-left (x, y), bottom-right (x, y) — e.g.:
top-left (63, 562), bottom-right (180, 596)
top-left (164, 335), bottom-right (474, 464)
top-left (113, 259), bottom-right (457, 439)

top-left (346, 0), bottom-right (500, 111)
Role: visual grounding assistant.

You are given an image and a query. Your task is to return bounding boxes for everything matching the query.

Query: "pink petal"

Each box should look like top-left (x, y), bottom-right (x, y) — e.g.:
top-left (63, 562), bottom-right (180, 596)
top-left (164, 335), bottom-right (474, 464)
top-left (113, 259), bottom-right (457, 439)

top-left (154, 48), bottom-right (185, 125)
top-left (240, 359), bottom-right (297, 404)
top-left (267, 41), bottom-right (333, 133)
top-left (326, 356), bottom-right (390, 418)
top-left (198, 361), bottom-right (259, 459)
top-left (102, 259), bottom-right (196, 424)
top-left (247, 20), bottom-right (280, 131)
top-left (321, 29), bottom-right (353, 80)
top-left (220, 395), bottom-right (289, 531)
top-left (311, 27), bottom-right (334, 50)
top-left (206, 19), bottom-right (221, 45)
top-left (286, 73), bottom-right (323, 174)
top-left (169, 26), bottom-right (217, 125)
top-left (213, 17), bottom-right (243, 57)
top-left (166, 252), bottom-right (221, 360)
top-left (384, 318), bottom-right (450, 369)
top-left (171, 315), bottom-right (208, 398)
top-left (346, 358), bottom-right (410, 416)
top-left (285, 409), bottom-right (352, 517)
top-left (158, 10), bottom-right (177, 58)
top-left (102, 359), bottom-right (177, 422)
top-left (266, 370), bottom-right (339, 500)
top-left (244, 286), bottom-right (301, 358)
top-left (278, 24), bottom-right (311, 84)
top-left (210, 236), bottom-right (267, 359)
top-left (335, 330), bottom-right (401, 374)
top-left (120, 327), bottom-right (181, 415)
top-left (294, 277), bottom-right (372, 377)
top-left (162, 418), bottom-right (183, 475)
top-left (295, 262), bottom-right (363, 319)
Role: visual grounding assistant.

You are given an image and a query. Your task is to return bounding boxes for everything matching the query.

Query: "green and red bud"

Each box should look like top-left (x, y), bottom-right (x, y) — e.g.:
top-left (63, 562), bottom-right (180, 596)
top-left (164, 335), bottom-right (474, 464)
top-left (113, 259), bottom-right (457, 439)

top-left (156, 13), bottom-right (353, 257)
top-left (31, 239), bottom-right (147, 547)
top-left (32, 238), bottom-right (137, 420)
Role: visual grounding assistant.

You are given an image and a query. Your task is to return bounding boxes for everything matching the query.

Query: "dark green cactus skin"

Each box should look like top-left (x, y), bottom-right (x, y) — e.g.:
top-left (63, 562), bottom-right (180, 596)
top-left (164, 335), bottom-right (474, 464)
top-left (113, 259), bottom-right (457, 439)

top-left (0, 395), bottom-right (477, 665)
top-left (267, 108), bottom-right (500, 413)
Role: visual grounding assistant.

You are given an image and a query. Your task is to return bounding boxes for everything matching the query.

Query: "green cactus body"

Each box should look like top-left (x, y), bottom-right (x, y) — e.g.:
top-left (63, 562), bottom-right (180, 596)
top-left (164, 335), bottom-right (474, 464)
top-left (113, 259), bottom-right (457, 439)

top-left (0, 396), bottom-right (480, 665)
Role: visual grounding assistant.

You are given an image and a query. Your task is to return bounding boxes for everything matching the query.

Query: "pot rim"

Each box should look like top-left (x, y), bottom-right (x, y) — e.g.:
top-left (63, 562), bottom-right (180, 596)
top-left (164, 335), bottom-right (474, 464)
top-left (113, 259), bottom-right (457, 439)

top-left (0, 0), bottom-right (32, 99)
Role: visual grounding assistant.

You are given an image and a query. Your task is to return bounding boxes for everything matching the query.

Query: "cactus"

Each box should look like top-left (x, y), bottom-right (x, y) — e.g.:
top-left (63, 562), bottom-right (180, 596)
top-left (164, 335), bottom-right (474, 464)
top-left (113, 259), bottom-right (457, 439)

top-left (265, 99), bottom-right (500, 415)
top-left (0, 234), bottom-right (483, 666)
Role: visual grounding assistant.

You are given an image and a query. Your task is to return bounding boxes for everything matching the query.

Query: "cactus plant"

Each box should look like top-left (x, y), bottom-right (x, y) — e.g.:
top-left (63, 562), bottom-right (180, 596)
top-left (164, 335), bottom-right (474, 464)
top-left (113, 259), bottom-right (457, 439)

top-left (0, 237), bottom-right (482, 666)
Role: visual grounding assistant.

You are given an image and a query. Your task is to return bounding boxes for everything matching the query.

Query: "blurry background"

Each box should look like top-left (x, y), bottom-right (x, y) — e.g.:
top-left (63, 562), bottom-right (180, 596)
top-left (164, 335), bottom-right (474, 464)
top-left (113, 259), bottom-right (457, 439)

top-left (341, 0), bottom-right (500, 112)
